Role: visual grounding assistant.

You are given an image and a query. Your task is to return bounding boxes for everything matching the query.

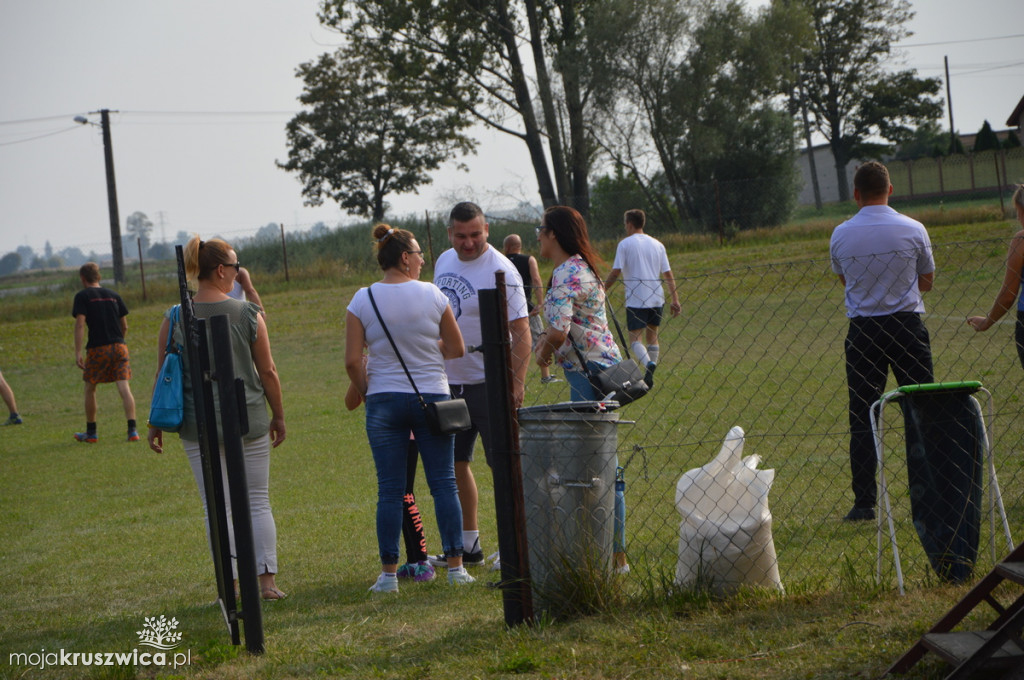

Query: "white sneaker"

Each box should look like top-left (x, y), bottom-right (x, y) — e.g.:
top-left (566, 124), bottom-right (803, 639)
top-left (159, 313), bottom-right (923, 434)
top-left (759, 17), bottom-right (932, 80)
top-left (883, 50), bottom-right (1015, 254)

top-left (488, 551), bottom-right (501, 572)
top-left (447, 566), bottom-right (476, 585)
top-left (614, 564), bottom-right (631, 575)
top-left (368, 573), bottom-right (399, 593)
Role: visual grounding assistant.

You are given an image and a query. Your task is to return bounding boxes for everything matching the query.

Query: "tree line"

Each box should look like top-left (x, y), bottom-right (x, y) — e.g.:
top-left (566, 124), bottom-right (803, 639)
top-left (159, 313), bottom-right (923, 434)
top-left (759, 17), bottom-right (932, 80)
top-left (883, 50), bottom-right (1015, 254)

top-left (278, 0), bottom-right (949, 230)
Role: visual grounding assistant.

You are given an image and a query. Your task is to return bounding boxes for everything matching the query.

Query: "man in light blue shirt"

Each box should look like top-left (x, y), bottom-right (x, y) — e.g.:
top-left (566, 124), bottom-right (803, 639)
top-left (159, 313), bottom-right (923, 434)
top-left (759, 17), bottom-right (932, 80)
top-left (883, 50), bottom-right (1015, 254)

top-left (830, 161), bottom-right (935, 521)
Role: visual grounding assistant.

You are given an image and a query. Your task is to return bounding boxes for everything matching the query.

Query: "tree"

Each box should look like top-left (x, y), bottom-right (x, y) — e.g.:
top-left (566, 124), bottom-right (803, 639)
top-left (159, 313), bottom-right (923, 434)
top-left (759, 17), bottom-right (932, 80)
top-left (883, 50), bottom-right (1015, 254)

top-left (147, 242), bottom-right (173, 260)
top-left (597, 0), bottom-right (805, 231)
top-left (0, 252), bottom-right (21, 277)
top-left (319, 0), bottom-right (625, 217)
top-left (254, 223), bottom-right (280, 242)
top-left (1005, 133), bottom-right (1022, 150)
top-left (280, 45), bottom-right (475, 221)
top-left (125, 211), bottom-right (154, 255)
top-left (972, 120), bottom-right (1001, 153)
top-left (789, 0), bottom-right (942, 200)
top-left (15, 246), bottom-right (33, 271)
top-left (58, 247), bottom-right (87, 267)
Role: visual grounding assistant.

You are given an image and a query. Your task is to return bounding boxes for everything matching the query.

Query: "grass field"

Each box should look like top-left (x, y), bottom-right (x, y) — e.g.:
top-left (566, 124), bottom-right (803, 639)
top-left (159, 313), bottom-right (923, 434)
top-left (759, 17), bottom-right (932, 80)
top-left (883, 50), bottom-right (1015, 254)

top-left (3, 206), bottom-right (1024, 679)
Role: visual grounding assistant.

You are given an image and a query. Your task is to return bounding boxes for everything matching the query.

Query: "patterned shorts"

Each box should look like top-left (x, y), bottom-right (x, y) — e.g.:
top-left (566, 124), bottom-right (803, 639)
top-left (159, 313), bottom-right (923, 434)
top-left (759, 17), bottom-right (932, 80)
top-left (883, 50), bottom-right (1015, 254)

top-left (83, 343), bottom-right (132, 384)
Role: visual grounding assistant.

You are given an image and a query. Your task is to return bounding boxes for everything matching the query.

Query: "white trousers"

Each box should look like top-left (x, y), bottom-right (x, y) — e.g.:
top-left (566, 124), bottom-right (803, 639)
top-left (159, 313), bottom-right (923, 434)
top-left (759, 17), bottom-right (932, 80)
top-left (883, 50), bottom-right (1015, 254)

top-left (184, 434), bottom-right (278, 577)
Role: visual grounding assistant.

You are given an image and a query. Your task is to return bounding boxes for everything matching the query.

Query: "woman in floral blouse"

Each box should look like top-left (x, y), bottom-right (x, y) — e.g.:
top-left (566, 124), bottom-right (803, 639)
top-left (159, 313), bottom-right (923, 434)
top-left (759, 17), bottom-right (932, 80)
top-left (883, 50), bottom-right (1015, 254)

top-left (533, 205), bottom-right (622, 400)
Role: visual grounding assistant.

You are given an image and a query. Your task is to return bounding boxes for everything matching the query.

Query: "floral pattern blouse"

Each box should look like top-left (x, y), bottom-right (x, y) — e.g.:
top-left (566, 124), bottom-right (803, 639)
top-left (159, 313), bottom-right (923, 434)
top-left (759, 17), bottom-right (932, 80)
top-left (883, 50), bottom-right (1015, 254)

top-left (544, 254), bottom-right (622, 370)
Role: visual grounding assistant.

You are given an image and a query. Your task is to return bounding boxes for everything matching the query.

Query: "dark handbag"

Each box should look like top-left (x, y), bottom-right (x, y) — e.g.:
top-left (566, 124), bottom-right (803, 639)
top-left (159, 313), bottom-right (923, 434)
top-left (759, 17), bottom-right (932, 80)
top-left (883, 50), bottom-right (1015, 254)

top-left (587, 358), bottom-right (649, 405)
top-left (148, 305), bottom-right (185, 431)
top-left (570, 303), bottom-right (650, 406)
top-left (424, 396), bottom-right (473, 435)
top-left (366, 286), bottom-right (471, 436)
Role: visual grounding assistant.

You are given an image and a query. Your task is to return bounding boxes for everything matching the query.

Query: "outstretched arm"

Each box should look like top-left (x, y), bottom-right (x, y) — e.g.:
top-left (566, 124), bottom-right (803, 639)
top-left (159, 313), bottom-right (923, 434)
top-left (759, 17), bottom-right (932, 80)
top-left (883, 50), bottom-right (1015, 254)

top-left (968, 232), bottom-right (1024, 331)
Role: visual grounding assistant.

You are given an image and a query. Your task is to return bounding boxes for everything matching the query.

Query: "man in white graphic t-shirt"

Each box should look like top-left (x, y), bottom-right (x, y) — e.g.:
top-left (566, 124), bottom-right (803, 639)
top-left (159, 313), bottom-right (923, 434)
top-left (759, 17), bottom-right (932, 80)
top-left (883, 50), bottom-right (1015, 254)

top-left (429, 202), bottom-right (530, 569)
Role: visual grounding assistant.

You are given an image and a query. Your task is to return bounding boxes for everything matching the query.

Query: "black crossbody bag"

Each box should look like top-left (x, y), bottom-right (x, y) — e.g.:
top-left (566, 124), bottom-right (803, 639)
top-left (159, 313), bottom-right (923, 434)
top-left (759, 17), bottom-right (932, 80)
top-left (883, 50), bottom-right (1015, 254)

top-left (366, 286), bottom-right (472, 435)
top-left (570, 303), bottom-right (649, 406)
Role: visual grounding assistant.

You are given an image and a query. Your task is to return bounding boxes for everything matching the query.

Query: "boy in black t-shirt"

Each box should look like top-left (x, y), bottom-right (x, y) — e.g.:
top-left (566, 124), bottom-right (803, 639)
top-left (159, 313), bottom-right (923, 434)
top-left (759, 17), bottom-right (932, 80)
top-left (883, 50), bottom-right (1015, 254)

top-left (71, 262), bottom-right (138, 443)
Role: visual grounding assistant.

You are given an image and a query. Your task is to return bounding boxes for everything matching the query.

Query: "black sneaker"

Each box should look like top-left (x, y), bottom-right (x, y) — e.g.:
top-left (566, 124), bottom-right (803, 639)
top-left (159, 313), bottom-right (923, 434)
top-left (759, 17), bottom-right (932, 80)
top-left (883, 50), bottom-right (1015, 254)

top-left (462, 549), bottom-right (485, 567)
top-left (842, 506), bottom-right (875, 522)
top-left (429, 549), bottom-right (485, 567)
top-left (644, 362), bottom-right (656, 389)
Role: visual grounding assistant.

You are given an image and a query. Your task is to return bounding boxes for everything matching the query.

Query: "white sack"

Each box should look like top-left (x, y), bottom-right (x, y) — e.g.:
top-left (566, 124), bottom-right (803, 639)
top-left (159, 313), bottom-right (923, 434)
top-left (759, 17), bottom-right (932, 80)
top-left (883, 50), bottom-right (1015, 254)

top-left (674, 426), bottom-right (783, 595)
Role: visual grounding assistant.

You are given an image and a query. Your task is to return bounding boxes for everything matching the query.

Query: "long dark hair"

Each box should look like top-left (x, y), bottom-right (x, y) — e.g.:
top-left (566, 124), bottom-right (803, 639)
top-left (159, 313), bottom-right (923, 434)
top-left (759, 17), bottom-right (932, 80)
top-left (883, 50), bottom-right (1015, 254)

top-left (542, 205), bottom-right (604, 279)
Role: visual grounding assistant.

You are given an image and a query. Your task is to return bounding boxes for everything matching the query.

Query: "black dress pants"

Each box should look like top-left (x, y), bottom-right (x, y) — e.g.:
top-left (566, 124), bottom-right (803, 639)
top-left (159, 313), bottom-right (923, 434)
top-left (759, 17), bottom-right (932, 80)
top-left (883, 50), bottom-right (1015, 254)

top-left (845, 313), bottom-right (934, 509)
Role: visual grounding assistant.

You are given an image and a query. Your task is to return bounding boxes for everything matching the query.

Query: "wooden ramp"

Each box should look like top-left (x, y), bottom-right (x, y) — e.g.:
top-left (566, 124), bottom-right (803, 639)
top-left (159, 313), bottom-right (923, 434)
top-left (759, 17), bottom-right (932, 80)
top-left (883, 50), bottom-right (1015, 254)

top-left (887, 541), bottom-right (1024, 678)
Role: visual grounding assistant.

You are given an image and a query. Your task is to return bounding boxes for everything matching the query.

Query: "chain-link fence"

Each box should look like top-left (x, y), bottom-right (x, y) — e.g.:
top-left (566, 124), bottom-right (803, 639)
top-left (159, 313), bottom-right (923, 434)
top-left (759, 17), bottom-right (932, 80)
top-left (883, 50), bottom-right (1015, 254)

top-left (506, 234), bottom-right (1024, 599)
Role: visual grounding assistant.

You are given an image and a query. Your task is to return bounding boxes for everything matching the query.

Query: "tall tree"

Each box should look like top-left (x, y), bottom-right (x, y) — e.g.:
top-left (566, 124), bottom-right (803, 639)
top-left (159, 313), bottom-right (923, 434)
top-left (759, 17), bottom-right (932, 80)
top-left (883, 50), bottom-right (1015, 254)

top-left (972, 120), bottom-right (1001, 153)
top-left (789, 0), bottom-right (942, 201)
top-left (596, 0), bottom-right (806, 231)
top-left (279, 45), bottom-right (474, 221)
top-left (319, 0), bottom-right (621, 216)
top-left (0, 252), bottom-right (21, 277)
top-left (125, 211), bottom-right (154, 255)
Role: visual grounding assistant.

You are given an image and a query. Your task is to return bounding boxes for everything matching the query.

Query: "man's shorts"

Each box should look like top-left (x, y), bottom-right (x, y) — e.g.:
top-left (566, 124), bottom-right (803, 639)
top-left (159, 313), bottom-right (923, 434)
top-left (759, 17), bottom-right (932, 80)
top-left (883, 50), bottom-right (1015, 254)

top-left (83, 343), bottom-right (132, 384)
top-left (626, 306), bottom-right (664, 332)
top-left (528, 314), bottom-right (544, 347)
top-left (450, 383), bottom-right (492, 466)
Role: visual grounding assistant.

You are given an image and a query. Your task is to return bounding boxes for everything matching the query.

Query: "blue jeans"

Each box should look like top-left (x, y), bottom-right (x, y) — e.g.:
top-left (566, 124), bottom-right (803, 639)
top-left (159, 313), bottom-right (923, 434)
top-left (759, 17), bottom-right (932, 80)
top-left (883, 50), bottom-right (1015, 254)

top-left (365, 392), bottom-right (464, 565)
top-left (564, 361), bottom-right (605, 401)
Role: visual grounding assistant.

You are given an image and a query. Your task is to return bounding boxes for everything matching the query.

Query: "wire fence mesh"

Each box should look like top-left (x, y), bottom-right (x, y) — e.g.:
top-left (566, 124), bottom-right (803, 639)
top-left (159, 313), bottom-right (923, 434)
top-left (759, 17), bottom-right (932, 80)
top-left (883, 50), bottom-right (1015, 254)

top-left (507, 233), bottom-right (1024, 598)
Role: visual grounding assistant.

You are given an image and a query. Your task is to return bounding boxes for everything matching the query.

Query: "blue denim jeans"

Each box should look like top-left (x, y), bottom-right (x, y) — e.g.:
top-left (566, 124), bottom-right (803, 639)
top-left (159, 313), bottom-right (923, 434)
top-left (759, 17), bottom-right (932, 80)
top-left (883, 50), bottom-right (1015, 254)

top-left (365, 392), bottom-right (464, 565)
top-left (564, 361), bottom-right (605, 401)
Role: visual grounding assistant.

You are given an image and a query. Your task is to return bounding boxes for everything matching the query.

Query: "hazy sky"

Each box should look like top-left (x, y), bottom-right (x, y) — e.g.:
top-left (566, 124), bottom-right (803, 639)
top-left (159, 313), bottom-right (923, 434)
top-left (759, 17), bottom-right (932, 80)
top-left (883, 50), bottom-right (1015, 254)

top-left (1, 0), bottom-right (1021, 256)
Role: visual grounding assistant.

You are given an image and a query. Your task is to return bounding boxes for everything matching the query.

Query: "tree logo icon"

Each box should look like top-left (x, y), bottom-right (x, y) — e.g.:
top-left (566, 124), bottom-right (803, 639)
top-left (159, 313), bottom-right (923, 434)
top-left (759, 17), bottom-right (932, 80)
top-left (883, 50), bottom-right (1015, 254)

top-left (136, 615), bottom-right (183, 650)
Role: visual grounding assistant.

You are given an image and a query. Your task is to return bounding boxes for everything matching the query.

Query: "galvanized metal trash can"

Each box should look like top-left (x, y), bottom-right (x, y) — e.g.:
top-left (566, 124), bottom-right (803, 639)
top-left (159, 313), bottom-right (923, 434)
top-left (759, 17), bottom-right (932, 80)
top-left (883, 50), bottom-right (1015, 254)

top-left (517, 401), bottom-right (620, 615)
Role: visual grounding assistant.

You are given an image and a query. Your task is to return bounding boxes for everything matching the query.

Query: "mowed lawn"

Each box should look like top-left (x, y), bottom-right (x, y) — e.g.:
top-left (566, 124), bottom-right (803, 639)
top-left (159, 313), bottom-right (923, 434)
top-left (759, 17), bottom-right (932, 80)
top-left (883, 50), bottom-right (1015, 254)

top-left (2, 217), bottom-right (1022, 679)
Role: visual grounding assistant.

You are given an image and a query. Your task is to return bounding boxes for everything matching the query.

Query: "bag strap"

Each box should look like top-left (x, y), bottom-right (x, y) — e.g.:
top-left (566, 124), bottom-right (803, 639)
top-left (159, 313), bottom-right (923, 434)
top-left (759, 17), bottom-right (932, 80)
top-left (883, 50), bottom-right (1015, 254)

top-left (566, 287), bottom-right (632, 375)
top-left (366, 286), bottom-right (427, 409)
top-left (165, 305), bottom-right (182, 355)
top-left (605, 301), bottom-right (632, 360)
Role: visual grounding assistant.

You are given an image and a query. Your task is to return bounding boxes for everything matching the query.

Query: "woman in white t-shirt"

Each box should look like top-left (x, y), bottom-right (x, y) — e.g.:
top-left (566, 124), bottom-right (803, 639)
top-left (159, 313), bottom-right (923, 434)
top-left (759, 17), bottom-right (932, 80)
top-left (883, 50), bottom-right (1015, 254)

top-left (345, 224), bottom-right (473, 592)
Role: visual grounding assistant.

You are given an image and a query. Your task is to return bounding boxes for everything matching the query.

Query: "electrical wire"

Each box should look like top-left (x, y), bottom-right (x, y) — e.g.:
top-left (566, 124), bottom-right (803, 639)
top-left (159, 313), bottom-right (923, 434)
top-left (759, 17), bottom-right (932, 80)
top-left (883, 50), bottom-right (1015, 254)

top-left (0, 126), bottom-right (81, 147)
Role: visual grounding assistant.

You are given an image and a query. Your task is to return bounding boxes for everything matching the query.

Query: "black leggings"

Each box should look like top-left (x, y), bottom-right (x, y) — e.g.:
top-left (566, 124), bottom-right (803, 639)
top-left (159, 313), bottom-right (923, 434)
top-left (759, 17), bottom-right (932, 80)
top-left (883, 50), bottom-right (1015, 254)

top-left (401, 438), bottom-right (429, 563)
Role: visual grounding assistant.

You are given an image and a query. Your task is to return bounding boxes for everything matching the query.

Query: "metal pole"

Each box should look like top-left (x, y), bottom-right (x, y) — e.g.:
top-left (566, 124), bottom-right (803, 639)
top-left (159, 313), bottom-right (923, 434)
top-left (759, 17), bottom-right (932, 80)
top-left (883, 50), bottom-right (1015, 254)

top-left (137, 238), bottom-right (147, 301)
top-left (210, 314), bottom-right (264, 654)
top-left (99, 109), bottom-right (125, 284)
top-left (945, 56), bottom-right (956, 154)
top-left (279, 223), bottom-right (289, 283)
top-left (480, 273), bottom-right (534, 626)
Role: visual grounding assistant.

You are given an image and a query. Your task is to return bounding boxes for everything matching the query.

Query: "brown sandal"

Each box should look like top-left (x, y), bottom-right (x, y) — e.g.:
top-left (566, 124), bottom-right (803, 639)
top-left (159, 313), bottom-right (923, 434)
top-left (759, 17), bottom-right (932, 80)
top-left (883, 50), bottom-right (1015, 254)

top-left (261, 587), bottom-right (288, 600)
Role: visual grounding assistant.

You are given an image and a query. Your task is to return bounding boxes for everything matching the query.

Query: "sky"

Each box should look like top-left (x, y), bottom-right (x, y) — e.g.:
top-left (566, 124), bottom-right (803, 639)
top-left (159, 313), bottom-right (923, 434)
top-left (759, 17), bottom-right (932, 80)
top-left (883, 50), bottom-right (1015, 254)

top-left (1, 0), bottom-right (1022, 257)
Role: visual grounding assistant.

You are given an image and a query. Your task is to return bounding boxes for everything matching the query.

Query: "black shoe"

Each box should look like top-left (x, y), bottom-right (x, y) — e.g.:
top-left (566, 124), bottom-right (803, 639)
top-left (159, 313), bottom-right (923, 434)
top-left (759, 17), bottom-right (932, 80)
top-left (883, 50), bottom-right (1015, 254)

top-left (428, 549), bottom-right (485, 567)
top-left (462, 549), bottom-right (485, 566)
top-left (842, 506), bottom-right (875, 522)
top-left (644, 362), bottom-right (656, 388)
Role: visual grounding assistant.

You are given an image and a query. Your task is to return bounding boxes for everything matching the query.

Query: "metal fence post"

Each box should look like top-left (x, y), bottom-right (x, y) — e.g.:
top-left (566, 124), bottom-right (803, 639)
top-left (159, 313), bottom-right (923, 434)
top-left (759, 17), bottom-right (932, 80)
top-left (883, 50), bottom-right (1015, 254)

top-left (480, 273), bottom-right (534, 625)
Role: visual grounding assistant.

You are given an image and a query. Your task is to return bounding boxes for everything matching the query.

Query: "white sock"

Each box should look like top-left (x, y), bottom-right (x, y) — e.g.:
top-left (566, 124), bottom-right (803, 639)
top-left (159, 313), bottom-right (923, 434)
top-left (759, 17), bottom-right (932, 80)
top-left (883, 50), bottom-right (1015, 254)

top-left (448, 565), bottom-right (465, 574)
top-left (463, 530), bottom-right (480, 554)
top-left (647, 345), bottom-right (659, 365)
top-left (631, 341), bottom-right (650, 366)
top-left (380, 571), bottom-right (397, 580)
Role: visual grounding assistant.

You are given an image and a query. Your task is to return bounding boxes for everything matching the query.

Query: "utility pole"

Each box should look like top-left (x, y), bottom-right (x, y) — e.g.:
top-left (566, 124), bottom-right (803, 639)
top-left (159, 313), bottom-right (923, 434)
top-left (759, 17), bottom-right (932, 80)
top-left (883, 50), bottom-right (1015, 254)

top-left (99, 109), bottom-right (125, 284)
top-left (944, 56), bottom-right (956, 155)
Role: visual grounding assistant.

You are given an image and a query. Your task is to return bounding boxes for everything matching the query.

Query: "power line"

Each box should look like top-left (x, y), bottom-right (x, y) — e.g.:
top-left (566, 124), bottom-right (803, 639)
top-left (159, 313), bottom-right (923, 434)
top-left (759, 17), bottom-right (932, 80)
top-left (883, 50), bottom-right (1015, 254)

top-left (0, 126), bottom-right (81, 147)
top-left (901, 33), bottom-right (1024, 48)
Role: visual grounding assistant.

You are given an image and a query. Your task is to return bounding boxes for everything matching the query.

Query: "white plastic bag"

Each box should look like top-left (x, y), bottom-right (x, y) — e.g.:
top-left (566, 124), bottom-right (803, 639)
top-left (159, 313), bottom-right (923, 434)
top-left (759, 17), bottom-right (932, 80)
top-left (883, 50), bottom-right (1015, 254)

top-left (674, 426), bottom-right (783, 595)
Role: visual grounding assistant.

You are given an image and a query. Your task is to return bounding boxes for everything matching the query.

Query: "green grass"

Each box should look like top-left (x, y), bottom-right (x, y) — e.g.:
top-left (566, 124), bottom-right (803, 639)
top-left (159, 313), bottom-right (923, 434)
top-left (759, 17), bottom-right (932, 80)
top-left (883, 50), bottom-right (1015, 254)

top-left (3, 202), bottom-right (1024, 678)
